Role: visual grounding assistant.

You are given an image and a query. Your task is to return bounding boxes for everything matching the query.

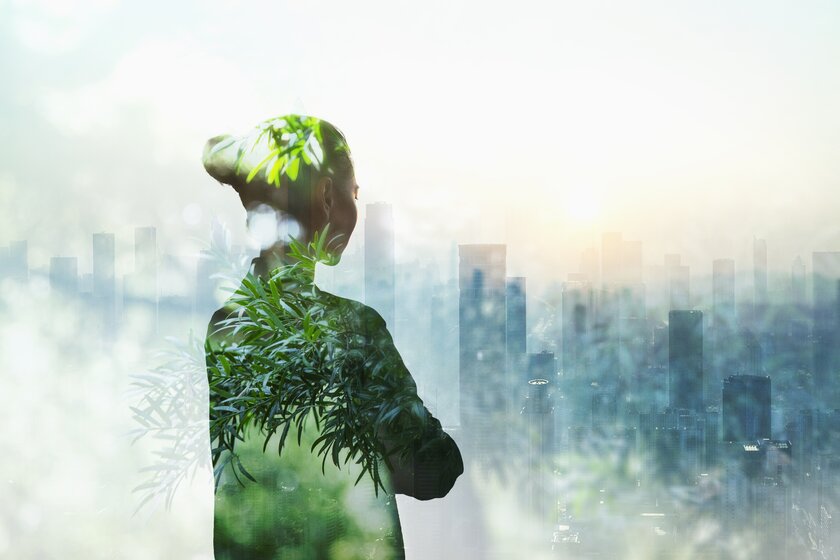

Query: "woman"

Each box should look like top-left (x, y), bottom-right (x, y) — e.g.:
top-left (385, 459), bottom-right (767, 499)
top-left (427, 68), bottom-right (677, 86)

top-left (202, 115), bottom-right (463, 560)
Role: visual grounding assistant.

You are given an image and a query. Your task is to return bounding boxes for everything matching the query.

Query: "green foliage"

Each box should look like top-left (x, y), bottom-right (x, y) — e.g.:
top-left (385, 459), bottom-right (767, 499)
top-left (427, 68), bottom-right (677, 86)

top-left (206, 228), bottom-right (426, 495)
top-left (129, 332), bottom-right (210, 513)
top-left (206, 114), bottom-right (346, 186)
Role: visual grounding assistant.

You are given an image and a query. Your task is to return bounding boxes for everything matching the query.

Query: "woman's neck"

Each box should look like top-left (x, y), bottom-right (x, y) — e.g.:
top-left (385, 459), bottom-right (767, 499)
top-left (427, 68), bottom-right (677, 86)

top-left (252, 236), bottom-right (315, 281)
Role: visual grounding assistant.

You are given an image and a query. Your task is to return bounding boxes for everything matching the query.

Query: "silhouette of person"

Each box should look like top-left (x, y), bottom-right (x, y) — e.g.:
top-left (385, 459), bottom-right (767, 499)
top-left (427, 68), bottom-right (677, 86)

top-left (202, 115), bottom-right (463, 559)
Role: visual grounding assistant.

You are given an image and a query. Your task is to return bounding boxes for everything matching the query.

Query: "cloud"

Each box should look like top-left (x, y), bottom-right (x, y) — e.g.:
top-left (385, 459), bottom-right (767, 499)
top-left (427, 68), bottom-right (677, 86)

top-left (11, 0), bottom-right (117, 54)
top-left (41, 37), bottom-right (266, 164)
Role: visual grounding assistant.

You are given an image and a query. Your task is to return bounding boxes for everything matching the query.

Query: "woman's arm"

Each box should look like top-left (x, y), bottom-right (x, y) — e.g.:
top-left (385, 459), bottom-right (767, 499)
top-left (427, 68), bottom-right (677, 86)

top-left (356, 304), bottom-right (464, 500)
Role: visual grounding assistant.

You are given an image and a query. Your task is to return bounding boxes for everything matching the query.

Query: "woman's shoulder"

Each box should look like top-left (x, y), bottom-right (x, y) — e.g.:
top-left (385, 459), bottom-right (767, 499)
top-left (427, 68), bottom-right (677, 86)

top-left (315, 288), bottom-right (389, 332)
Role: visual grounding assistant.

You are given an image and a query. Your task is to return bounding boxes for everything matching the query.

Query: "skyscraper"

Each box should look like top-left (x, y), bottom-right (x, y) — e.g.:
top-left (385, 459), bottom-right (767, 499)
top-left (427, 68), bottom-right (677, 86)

top-left (459, 244), bottom-right (507, 449)
top-left (92, 232), bottom-right (116, 336)
top-left (364, 203), bottom-right (395, 328)
top-left (711, 259), bottom-right (736, 404)
top-left (49, 256), bottom-right (79, 296)
top-left (665, 254), bottom-right (690, 310)
top-left (561, 279), bottom-right (592, 377)
top-left (722, 375), bottom-right (771, 442)
top-left (521, 377), bottom-right (554, 516)
top-left (754, 238), bottom-right (768, 309)
top-left (124, 227), bottom-right (158, 337)
top-left (135, 226), bottom-right (157, 300)
top-left (791, 256), bottom-right (806, 307)
top-left (712, 259), bottom-right (736, 329)
top-left (506, 277), bottom-right (527, 385)
top-left (812, 252), bottom-right (840, 392)
top-left (601, 232), bottom-right (624, 286)
top-left (669, 310), bottom-right (704, 412)
top-left (8, 241), bottom-right (28, 283)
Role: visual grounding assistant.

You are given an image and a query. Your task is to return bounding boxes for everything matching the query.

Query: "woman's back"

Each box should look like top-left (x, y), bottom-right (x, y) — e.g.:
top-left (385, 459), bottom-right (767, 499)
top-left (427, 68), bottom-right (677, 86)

top-left (206, 267), bottom-right (460, 559)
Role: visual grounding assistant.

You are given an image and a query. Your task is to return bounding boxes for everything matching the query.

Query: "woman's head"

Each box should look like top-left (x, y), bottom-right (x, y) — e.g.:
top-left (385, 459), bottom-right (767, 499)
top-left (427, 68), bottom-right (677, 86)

top-left (203, 115), bottom-right (358, 258)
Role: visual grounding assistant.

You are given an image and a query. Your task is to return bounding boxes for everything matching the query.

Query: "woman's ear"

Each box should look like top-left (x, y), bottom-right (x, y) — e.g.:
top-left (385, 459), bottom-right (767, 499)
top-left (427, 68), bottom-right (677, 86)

top-left (318, 176), bottom-right (334, 218)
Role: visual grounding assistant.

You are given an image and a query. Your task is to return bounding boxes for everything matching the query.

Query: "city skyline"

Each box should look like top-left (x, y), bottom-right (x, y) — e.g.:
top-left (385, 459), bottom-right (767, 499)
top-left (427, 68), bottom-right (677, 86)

top-left (5, 209), bottom-right (840, 559)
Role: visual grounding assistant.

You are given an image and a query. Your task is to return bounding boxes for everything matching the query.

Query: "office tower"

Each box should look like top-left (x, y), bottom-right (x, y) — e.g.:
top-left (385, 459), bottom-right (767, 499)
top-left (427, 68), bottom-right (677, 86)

top-left (49, 256), bottom-right (79, 296)
top-left (812, 252), bottom-right (840, 391)
top-left (601, 232), bottom-right (623, 286)
top-left (712, 259), bottom-right (736, 328)
top-left (506, 277), bottom-right (527, 384)
top-left (622, 239), bottom-right (644, 286)
top-left (665, 254), bottom-right (690, 310)
top-left (669, 310), bottom-right (704, 412)
top-left (754, 238), bottom-right (768, 308)
top-left (562, 279), bottom-right (592, 377)
top-left (364, 203), bottom-right (395, 328)
top-left (459, 244), bottom-right (507, 449)
top-left (722, 375), bottom-right (771, 442)
top-left (651, 322), bottom-right (668, 369)
top-left (124, 227), bottom-right (158, 336)
top-left (591, 388), bottom-right (617, 433)
top-left (92, 233), bottom-right (116, 336)
top-left (521, 378), bottom-right (554, 516)
top-left (710, 259), bottom-right (736, 404)
top-left (428, 280), bottom-right (459, 426)
top-left (527, 351), bottom-right (555, 381)
top-left (600, 232), bottom-right (643, 289)
top-left (196, 219), bottom-right (228, 313)
top-left (7, 241), bottom-right (28, 283)
top-left (196, 255), bottom-right (218, 312)
top-left (791, 256), bottom-right (806, 307)
top-left (580, 246), bottom-right (599, 285)
top-left (704, 411), bottom-right (720, 469)
top-left (597, 233), bottom-right (644, 382)
top-left (522, 378), bottom-right (554, 449)
top-left (135, 227), bottom-right (157, 299)
top-left (739, 328), bottom-right (762, 374)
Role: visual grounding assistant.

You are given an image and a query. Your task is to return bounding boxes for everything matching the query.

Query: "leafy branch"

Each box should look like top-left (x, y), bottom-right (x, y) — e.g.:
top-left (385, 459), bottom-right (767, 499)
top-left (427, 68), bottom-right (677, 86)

top-left (207, 228), bottom-right (430, 495)
top-left (205, 115), bottom-right (346, 186)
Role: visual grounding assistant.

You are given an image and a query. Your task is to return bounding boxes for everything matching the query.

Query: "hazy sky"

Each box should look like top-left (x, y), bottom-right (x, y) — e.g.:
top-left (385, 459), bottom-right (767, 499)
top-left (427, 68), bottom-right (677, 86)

top-left (3, 0), bottom-right (840, 285)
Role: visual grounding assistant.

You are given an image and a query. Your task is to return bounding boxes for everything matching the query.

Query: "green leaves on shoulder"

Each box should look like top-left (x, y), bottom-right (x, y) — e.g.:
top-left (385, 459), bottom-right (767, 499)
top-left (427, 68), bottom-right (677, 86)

top-left (206, 231), bottom-right (428, 494)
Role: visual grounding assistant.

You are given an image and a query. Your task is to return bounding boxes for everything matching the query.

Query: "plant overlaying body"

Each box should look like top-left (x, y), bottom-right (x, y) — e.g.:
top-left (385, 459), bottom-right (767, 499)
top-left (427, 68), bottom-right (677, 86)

top-left (206, 229), bottom-right (430, 495)
top-left (205, 114), bottom-right (349, 186)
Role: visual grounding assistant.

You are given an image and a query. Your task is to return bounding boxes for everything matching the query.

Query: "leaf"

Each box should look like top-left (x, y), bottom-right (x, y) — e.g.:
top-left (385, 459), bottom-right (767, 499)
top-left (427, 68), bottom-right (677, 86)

top-left (286, 157), bottom-right (300, 181)
top-left (246, 148), bottom-right (280, 183)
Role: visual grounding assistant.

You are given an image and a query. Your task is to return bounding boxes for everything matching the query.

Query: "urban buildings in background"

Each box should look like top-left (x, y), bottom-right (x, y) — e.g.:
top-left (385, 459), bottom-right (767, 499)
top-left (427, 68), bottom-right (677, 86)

top-left (4, 219), bottom-right (840, 560)
top-left (364, 202), bottom-right (395, 328)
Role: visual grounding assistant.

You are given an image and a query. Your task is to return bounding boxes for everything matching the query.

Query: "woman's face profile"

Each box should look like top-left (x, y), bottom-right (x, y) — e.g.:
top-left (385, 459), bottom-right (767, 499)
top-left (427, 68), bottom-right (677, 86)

top-left (325, 169), bottom-right (359, 258)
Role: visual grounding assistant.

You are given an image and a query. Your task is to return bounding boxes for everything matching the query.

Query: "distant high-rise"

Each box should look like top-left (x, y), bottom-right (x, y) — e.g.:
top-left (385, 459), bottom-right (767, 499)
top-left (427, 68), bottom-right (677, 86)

top-left (8, 241), bottom-right (28, 283)
top-left (600, 232), bottom-right (643, 287)
top-left (712, 259), bottom-right (735, 328)
top-left (665, 255), bottom-right (690, 310)
top-left (134, 226), bottom-right (157, 300)
top-left (125, 226), bottom-right (158, 337)
top-left (601, 233), bottom-right (623, 286)
top-left (722, 375), bottom-right (771, 442)
top-left (669, 310), bottom-right (704, 412)
top-left (791, 256), bottom-right (806, 307)
top-left (459, 244), bottom-right (507, 447)
top-left (92, 233), bottom-right (116, 334)
top-left (753, 239), bottom-right (768, 308)
top-left (521, 377), bottom-right (554, 516)
top-left (364, 203), bottom-right (395, 328)
top-left (812, 252), bottom-right (840, 391)
top-left (527, 351), bottom-right (555, 381)
top-left (710, 259), bottom-right (736, 404)
top-left (561, 279), bottom-right (592, 377)
top-left (505, 277), bottom-right (527, 384)
top-left (49, 256), bottom-right (79, 296)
